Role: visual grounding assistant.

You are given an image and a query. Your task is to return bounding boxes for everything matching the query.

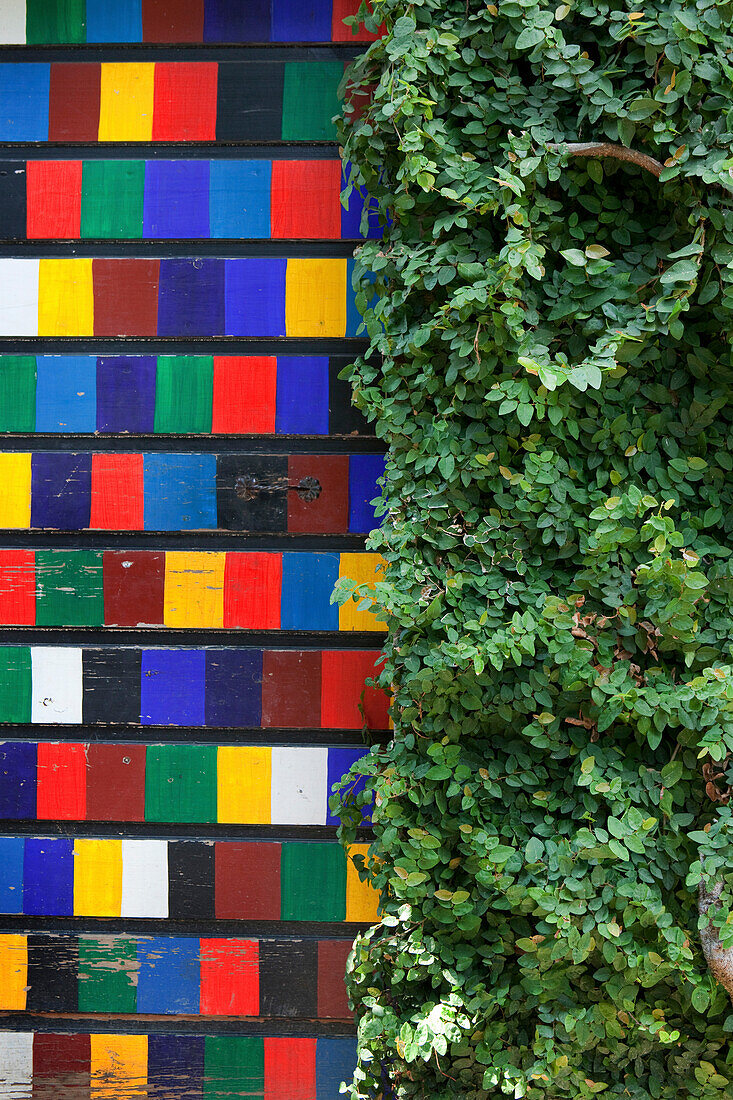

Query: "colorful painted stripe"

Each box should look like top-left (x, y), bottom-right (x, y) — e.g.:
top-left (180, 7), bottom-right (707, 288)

top-left (0, 61), bottom-right (344, 142)
top-left (0, 454), bottom-right (384, 534)
top-left (0, 741), bottom-right (373, 825)
top-left (0, 837), bottom-right (378, 921)
top-left (0, 258), bottom-right (368, 337)
top-left (0, 933), bottom-right (354, 1017)
top-left (0, 355), bottom-right (367, 437)
top-left (0, 0), bottom-right (380, 43)
top-left (0, 647), bottom-right (389, 728)
top-left (0, 1031), bottom-right (357, 1100)
top-left (0, 550), bottom-right (385, 632)
top-left (0, 159), bottom-right (381, 241)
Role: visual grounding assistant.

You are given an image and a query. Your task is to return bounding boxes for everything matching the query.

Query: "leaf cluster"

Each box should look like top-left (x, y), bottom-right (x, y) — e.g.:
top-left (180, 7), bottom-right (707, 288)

top-left (333, 1), bottom-right (733, 1097)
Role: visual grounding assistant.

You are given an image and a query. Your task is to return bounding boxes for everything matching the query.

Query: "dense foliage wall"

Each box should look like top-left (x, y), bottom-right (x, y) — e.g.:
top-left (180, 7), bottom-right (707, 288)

top-left (334, 1), bottom-right (733, 1097)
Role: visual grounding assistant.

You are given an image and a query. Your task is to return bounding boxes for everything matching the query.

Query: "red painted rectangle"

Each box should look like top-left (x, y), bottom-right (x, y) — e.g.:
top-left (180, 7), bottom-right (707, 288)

top-left (92, 258), bottom-right (160, 337)
top-left (264, 1038), bottom-right (317, 1100)
top-left (0, 549), bottom-right (35, 625)
top-left (287, 455), bottom-right (348, 534)
top-left (270, 161), bottom-right (341, 239)
top-left (215, 842), bottom-right (281, 920)
top-left (86, 743), bottom-right (146, 821)
top-left (90, 454), bottom-right (144, 531)
top-left (142, 0), bottom-right (204, 41)
top-left (321, 650), bottom-right (389, 730)
top-left (223, 552), bottom-right (282, 630)
top-left (212, 356), bottom-right (277, 434)
top-left (48, 63), bottom-right (101, 141)
top-left (36, 743), bottom-right (87, 820)
top-left (261, 650), bottom-right (321, 728)
top-left (332, 0), bottom-right (384, 40)
top-left (152, 62), bottom-right (218, 141)
top-left (26, 161), bottom-right (82, 239)
top-left (317, 940), bottom-right (353, 1018)
top-left (200, 938), bottom-right (259, 1015)
top-left (33, 1032), bottom-right (91, 1080)
top-left (102, 550), bottom-right (165, 628)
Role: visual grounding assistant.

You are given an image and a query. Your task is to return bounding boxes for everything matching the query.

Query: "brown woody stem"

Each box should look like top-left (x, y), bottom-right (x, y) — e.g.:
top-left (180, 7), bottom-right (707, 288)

top-left (548, 142), bottom-right (664, 178)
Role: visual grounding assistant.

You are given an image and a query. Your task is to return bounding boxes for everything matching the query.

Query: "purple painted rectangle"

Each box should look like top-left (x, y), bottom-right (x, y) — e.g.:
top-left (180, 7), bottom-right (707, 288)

top-left (96, 355), bottom-right (156, 433)
top-left (0, 742), bottom-right (36, 819)
top-left (158, 259), bottom-right (225, 337)
top-left (224, 258), bottom-right (286, 337)
top-left (204, 0), bottom-right (270, 40)
top-left (348, 453), bottom-right (385, 534)
top-left (326, 746), bottom-right (369, 826)
top-left (31, 453), bottom-right (92, 530)
top-left (204, 649), bottom-right (262, 728)
top-left (140, 649), bottom-right (206, 726)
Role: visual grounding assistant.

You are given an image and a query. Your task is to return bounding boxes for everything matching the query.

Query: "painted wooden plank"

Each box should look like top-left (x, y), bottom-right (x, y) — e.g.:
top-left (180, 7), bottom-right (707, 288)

top-left (0, 355), bottom-right (365, 436)
top-left (0, 61), bottom-right (344, 141)
top-left (0, 0), bottom-right (381, 43)
top-left (0, 742), bottom-right (371, 824)
top-left (0, 551), bottom-right (385, 629)
top-left (1, 154), bottom-right (376, 239)
top-left (0, 258), bottom-right (365, 336)
top-left (0, 933), bottom-right (355, 1017)
top-left (0, 836), bottom-right (379, 921)
top-left (0, 1031), bottom-right (357, 1100)
top-left (0, 642), bottom-right (354, 730)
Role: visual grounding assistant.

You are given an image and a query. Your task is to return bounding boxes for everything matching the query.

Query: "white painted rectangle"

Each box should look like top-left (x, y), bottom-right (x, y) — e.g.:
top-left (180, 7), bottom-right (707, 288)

top-left (0, 2), bottom-right (27, 45)
top-left (271, 746), bottom-right (328, 825)
top-left (121, 839), bottom-right (168, 918)
top-left (0, 260), bottom-right (38, 336)
top-left (0, 1031), bottom-right (33, 1098)
top-left (31, 647), bottom-right (83, 723)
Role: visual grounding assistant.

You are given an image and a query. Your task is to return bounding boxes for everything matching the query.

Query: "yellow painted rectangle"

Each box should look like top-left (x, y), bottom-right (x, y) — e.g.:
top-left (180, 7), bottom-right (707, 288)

top-left (99, 63), bottom-right (155, 141)
top-left (38, 259), bottom-right (94, 336)
top-left (91, 1034), bottom-right (147, 1099)
top-left (286, 258), bottom-right (347, 337)
top-left (164, 551), bottom-right (225, 629)
top-left (346, 844), bottom-right (380, 922)
top-left (0, 453), bottom-right (31, 528)
top-left (74, 839), bottom-right (122, 917)
top-left (0, 934), bottom-right (27, 1010)
top-left (217, 746), bottom-right (271, 824)
top-left (338, 553), bottom-right (387, 632)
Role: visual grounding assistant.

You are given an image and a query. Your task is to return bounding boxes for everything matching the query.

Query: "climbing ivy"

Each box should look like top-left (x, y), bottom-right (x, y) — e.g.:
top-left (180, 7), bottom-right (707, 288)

top-left (332, 0), bottom-right (733, 1097)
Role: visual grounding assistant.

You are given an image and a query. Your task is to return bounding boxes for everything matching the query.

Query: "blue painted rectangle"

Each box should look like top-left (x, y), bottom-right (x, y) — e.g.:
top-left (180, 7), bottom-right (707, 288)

top-left (137, 936), bottom-right (200, 1014)
top-left (271, 0), bottom-right (332, 41)
top-left (86, 0), bottom-right (142, 41)
top-left (140, 649), bottom-right (206, 726)
top-left (158, 259), bottom-right (225, 338)
top-left (281, 553), bottom-right (339, 631)
top-left (23, 837), bottom-right (73, 916)
top-left (224, 258), bottom-right (286, 337)
top-left (348, 453), bottom-right (385, 533)
top-left (143, 453), bottom-right (217, 531)
top-left (345, 258), bottom-right (375, 338)
top-left (209, 160), bottom-right (271, 239)
top-left (0, 742), bottom-right (36, 818)
top-left (275, 357), bottom-right (330, 435)
top-left (0, 65), bottom-right (50, 141)
top-left (326, 747), bottom-right (369, 826)
top-left (31, 452), bottom-right (92, 530)
top-left (204, 649), bottom-right (263, 728)
top-left (143, 161), bottom-right (210, 239)
top-left (0, 836), bottom-right (24, 913)
top-left (316, 1038), bottom-right (357, 1100)
top-left (35, 355), bottom-right (97, 432)
top-left (96, 355), bottom-right (156, 433)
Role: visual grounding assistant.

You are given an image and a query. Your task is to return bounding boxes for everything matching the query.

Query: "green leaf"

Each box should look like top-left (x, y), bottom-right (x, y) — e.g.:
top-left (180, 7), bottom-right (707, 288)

top-left (515, 27), bottom-right (544, 49)
top-left (561, 248), bottom-right (587, 267)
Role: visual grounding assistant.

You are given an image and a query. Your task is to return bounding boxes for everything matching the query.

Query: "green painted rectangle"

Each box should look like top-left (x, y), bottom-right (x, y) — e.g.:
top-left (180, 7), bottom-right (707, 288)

top-left (81, 161), bottom-right (145, 239)
top-left (281, 62), bottom-right (343, 141)
top-left (145, 745), bottom-right (218, 824)
top-left (0, 648), bottom-right (32, 723)
top-left (78, 935), bottom-right (138, 1013)
top-left (0, 357), bottom-right (36, 432)
top-left (154, 356), bottom-right (214, 435)
top-left (204, 1036), bottom-right (265, 1099)
top-left (281, 842), bottom-right (346, 921)
top-left (35, 550), bottom-right (104, 627)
